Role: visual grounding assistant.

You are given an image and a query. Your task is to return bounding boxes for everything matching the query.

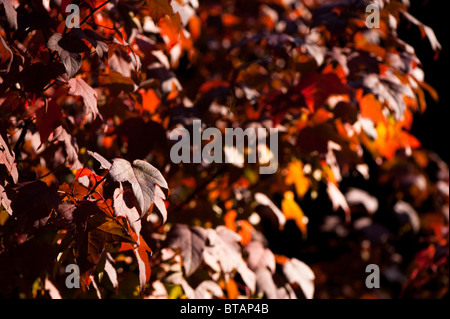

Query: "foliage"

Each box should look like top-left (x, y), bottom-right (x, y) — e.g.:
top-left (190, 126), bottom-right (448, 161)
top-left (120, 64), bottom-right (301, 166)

top-left (0, 0), bottom-right (448, 298)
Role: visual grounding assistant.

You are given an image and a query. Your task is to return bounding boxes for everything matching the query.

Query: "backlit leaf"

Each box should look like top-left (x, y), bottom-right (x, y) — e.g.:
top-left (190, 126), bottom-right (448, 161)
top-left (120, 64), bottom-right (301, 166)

top-left (109, 158), bottom-right (169, 221)
top-left (283, 258), bottom-right (315, 299)
top-left (165, 224), bottom-right (208, 277)
top-left (282, 191), bottom-right (308, 238)
top-left (68, 77), bottom-right (101, 119)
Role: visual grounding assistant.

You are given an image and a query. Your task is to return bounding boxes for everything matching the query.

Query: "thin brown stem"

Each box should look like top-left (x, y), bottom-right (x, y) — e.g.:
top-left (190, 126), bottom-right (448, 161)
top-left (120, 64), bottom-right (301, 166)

top-left (83, 174), bottom-right (108, 200)
top-left (79, 0), bottom-right (112, 27)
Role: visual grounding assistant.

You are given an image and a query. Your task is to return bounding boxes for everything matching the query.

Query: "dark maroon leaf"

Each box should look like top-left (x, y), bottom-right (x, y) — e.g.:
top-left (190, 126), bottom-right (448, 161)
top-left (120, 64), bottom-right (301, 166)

top-left (36, 99), bottom-right (62, 144)
top-left (18, 62), bottom-right (66, 93)
top-left (115, 118), bottom-right (168, 161)
top-left (5, 180), bottom-right (60, 226)
top-left (74, 213), bottom-right (135, 285)
top-left (58, 200), bottom-right (100, 238)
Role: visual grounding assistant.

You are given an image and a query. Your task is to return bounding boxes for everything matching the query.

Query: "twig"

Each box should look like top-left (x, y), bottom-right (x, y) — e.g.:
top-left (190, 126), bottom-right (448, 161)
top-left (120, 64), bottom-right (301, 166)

top-left (79, 0), bottom-right (112, 27)
top-left (13, 119), bottom-right (32, 158)
top-left (42, 80), bottom-right (58, 92)
top-left (170, 165), bottom-right (227, 211)
top-left (83, 174), bottom-right (108, 200)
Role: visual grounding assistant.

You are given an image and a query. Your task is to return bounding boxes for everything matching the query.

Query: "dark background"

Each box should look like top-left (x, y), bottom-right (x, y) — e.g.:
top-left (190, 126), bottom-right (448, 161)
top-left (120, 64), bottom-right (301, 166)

top-left (406, 0), bottom-right (449, 164)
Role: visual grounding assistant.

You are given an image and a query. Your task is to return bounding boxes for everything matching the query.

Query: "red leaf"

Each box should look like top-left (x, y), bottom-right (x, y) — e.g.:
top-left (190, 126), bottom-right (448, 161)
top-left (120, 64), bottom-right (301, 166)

top-left (297, 72), bottom-right (348, 112)
top-left (134, 236), bottom-right (152, 292)
top-left (36, 99), bottom-right (62, 144)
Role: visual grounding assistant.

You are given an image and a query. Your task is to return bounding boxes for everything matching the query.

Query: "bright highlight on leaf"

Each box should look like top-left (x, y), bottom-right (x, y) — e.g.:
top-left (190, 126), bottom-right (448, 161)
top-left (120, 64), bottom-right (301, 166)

top-left (282, 191), bottom-right (308, 238)
top-left (285, 160), bottom-right (310, 198)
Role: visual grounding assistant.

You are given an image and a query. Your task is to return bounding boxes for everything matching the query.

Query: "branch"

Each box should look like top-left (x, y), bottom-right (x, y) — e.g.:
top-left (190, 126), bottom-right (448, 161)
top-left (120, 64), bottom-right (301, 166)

top-left (80, 0), bottom-right (112, 27)
top-left (13, 119), bottom-right (32, 158)
top-left (83, 174), bottom-right (108, 200)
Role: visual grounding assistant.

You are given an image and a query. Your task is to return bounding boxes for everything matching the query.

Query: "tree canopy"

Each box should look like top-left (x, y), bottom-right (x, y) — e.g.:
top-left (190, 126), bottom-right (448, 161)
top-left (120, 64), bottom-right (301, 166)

top-left (0, 0), bottom-right (448, 299)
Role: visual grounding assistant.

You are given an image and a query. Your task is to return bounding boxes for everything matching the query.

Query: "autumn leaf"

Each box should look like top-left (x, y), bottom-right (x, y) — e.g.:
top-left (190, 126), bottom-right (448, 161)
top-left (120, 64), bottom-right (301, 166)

top-left (134, 236), bottom-right (153, 292)
top-left (35, 99), bottom-right (62, 144)
top-left (0, 35), bottom-right (12, 72)
top-left (254, 192), bottom-right (286, 229)
top-left (254, 268), bottom-right (279, 299)
top-left (282, 191), bottom-right (308, 238)
top-left (0, 133), bottom-right (18, 183)
top-left (58, 200), bottom-right (98, 238)
top-left (113, 184), bottom-right (141, 240)
top-left (192, 281), bottom-right (224, 299)
top-left (68, 77), bottom-right (101, 120)
top-left (146, 0), bottom-right (174, 23)
top-left (285, 160), bottom-right (310, 198)
top-left (165, 224), bottom-right (208, 277)
top-left (400, 9), bottom-right (442, 53)
top-left (50, 125), bottom-right (82, 169)
top-left (244, 241), bottom-right (276, 274)
top-left (47, 33), bottom-right (84, 78)
top-left (71, 28), bottom-right (109, 59)
top-left (75, 213), bottom-right (135, 285)
top-left (87, 150), bottom-right (112, 170)
top-left (203, 226), bottom-right (256, 293)
top-left (326, 181), bottom-right (351, 222)
top-left (108, 159), bottom-right (169, 221)
top-left (359, 93), bottom-right (386, 124)
top-left (159, 12), bottom-right (182, 47)
top-left (297, 72), bottom-right (348, 112)
top-left (5, 180), bottom-right (59, 223)
top-left (0, 0), bottom-right (17, 30)
top-left (282, 258), bottom-right (315, 299)
top-left (141, 88), bottom-right (161, 114)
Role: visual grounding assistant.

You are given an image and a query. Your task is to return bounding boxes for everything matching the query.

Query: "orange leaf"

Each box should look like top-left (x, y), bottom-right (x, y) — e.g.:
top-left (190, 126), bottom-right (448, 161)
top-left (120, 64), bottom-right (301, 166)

top-left (359, 94), bottom-right (385, 124)
top-left (188, 15), bottom-right (202, 40)
top-left (226, 279), bottom-right (240, 299)
top-left (372, 121), bottom-right (421, 160)
top-left (311, 108), bottom-right (333, 125)
top-left (141, 89), bottom-right (160, 114)
top-left (198, 80), bottom-right (229, 94)
top-left (159, 13), bottom-right (182, 48)
top-left (274, 254), bottom-right (290, 265)
top-left (102, 136), bottom-right (114, 149)
top-left (224, 210), bottom-right (237, 232)
top-left (237, 220), bottom-right (253, 246)
top-left (282, 191), bottom-right (308, 238)
top-left (285, 160), bottom-right (310, 198)
top-left (354, 32), bottom-right (386, 58)
top-left (222, 13), bottom-right (241, 27)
